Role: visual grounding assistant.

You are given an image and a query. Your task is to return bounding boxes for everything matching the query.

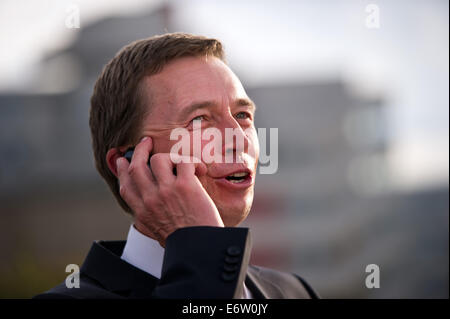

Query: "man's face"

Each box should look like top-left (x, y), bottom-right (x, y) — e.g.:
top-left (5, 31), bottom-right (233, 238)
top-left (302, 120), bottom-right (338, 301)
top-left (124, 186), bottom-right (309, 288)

top-left (139, 56), bottom-right (259, 226)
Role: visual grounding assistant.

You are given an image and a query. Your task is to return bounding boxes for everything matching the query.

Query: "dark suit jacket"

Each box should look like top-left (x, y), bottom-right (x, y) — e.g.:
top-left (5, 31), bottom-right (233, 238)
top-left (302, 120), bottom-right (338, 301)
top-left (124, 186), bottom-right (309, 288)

top-left (34, 227), bottom-right (318, 299)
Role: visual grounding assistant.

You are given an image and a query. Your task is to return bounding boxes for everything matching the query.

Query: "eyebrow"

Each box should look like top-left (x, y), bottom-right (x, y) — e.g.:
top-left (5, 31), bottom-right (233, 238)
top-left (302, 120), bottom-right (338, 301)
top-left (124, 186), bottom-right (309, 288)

top-left (177, 98), bottom-right (256, 121)
top-left (236, 98), bottom-right (257, 112)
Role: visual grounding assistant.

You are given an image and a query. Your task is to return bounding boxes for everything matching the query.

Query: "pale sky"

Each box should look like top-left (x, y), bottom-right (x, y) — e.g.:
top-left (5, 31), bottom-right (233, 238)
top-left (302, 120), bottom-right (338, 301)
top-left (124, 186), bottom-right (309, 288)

top-left (0, 0), bottom-right (448, 191)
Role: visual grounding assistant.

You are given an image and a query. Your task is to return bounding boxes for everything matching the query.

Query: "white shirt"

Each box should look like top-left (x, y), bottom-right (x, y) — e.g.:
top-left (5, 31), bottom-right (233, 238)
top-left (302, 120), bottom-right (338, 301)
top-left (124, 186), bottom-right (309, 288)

top-left (121, 224), bottom-right (252, 299)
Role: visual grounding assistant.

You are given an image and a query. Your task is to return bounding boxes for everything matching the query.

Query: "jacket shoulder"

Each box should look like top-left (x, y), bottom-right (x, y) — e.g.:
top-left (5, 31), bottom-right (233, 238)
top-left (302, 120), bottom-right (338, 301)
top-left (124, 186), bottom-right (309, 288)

top-left (33, 276), bottom-right (121, 299)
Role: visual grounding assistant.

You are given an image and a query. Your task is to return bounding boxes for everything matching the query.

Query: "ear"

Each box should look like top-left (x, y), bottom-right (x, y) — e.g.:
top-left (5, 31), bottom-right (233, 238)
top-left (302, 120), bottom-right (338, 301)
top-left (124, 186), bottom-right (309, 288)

top-left (106, 147), bottom-right (128, 178)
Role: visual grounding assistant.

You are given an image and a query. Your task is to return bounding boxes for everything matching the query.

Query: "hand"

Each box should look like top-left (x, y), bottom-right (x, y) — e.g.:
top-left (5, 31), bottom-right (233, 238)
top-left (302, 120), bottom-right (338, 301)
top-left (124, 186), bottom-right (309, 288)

top-left (116, 137), bottom-right (224, 247)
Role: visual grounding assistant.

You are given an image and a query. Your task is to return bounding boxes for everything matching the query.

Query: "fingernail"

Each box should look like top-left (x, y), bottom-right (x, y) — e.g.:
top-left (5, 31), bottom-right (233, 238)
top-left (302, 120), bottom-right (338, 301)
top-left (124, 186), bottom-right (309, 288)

top-left (141, 136), bottom-right (149, 142)
top-left (116, 158), bottom-right (121, 168)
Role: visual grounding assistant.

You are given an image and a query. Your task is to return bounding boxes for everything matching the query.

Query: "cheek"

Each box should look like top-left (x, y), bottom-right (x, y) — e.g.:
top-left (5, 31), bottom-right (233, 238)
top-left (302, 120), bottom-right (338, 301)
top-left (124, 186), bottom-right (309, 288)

top-left (152, 136), bottom-right (177, 154)
top-left (154, 128), bottom-right (260, 165)
top-left (152, 132), bottom-right (205, 159)
top-left (197, 175), bottom-right (218, 199)
top-left (246, 128), bottom-right (260, 164)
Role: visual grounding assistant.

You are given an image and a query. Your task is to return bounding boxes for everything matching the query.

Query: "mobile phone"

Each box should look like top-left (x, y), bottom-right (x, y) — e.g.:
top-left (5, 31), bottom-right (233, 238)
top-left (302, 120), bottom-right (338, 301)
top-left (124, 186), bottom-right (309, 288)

top-left (124, 147), bottom-right (177, 176)
top-left (123, 147), bottom-right (137, 163)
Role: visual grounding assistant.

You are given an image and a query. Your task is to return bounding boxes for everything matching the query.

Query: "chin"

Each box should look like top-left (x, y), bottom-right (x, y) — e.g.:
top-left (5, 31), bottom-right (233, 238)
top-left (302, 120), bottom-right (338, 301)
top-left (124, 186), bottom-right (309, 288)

top-left (202, 178), bottom-right (255, 227)
top-left (215, 198), bottom-right (253, 227)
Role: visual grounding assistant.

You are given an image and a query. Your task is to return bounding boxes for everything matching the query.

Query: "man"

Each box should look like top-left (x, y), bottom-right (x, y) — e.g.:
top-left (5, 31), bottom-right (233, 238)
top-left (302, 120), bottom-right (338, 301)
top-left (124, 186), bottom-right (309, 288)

top-left (35, 33), bottom-right (318, 299)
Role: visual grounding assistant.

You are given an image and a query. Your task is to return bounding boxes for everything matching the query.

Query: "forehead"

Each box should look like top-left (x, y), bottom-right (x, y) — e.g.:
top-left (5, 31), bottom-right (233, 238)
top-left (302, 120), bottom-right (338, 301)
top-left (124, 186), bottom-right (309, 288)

top-left (142, 56), bottom-right (248, 116)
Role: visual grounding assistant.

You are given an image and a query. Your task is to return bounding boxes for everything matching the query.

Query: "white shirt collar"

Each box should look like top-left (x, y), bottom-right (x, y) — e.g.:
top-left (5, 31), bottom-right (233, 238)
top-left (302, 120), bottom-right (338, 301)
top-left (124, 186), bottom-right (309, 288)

top-left (120, 223), bottom-right (253, 298)
top-left (121, 224), bottom-right (165, 279)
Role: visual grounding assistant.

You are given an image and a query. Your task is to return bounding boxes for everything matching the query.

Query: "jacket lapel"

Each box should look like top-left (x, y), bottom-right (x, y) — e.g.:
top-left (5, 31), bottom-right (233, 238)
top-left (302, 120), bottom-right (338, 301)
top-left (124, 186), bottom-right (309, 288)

top-left (80, 240), bottom-right (159, 298)
top-left (246, 266), bottom-right (286, 299)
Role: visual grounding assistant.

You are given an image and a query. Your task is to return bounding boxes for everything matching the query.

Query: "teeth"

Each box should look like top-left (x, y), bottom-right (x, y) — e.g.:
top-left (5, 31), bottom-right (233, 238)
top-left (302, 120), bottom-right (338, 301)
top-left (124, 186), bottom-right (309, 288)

top-left (225, 172), bottom-right (249, 183)
top-left (230, 172), bottom-right (248, 177)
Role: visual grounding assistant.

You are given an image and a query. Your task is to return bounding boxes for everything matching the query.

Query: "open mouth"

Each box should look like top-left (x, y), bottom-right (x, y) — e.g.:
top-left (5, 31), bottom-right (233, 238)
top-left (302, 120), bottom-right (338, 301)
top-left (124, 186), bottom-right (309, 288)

top-left (225, 172), bottom-right (250, 184)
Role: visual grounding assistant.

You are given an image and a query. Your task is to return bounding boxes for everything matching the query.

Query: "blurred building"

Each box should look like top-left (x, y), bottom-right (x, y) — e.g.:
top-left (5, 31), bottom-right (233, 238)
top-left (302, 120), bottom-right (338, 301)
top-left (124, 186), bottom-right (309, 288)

top-left (245, 83), bottom-right (448, 298)
top-left (0, 3), bottom-right (447, 298)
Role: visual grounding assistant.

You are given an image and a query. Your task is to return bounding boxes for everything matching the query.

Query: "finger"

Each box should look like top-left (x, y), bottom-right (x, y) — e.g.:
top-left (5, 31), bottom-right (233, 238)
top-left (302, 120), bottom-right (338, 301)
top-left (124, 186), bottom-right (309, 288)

top-left (194, 160), bottom-right (207, 176)
top-left (116, 157), bottom-right (144, 209)
top-left (176, 156), bottom-right (207, 180)
top-left (149, 153), bottom-right (176, 185)
top-left (129, 137), bottom-right (155, 192)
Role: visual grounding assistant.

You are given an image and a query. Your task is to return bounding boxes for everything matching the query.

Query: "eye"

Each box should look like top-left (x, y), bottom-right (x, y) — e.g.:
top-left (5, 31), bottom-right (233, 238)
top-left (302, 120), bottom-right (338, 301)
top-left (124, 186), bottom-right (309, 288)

top-left (187, 115), bottom-right (206, 129)
top-left (235, 112), bottom-right (251, 120)
top-left (191, 115), bottom-right (205, 122)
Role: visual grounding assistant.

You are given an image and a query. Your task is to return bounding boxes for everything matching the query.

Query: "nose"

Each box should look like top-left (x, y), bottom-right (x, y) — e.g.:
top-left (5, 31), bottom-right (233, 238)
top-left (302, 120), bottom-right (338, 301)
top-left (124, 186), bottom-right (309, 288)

top-left (219, 113), bottom-right (249, 161)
